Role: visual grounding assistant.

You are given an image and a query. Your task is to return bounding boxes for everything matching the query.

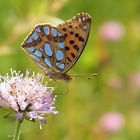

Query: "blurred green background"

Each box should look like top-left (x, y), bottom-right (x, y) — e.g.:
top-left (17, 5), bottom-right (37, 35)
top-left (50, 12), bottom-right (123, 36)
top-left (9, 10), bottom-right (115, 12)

top-left (0, 0), bottom-right (140, 140)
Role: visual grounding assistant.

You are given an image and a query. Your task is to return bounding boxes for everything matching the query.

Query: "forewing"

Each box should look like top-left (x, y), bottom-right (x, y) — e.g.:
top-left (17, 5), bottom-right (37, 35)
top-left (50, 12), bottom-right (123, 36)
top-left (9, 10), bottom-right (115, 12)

top-left (57, 13), bottom-right (91, 73)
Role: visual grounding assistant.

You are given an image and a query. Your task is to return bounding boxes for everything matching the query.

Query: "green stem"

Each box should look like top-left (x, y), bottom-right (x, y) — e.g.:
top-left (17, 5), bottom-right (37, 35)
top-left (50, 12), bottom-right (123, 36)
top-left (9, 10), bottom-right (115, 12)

top-left (12, 119), bottom-right (23, 140)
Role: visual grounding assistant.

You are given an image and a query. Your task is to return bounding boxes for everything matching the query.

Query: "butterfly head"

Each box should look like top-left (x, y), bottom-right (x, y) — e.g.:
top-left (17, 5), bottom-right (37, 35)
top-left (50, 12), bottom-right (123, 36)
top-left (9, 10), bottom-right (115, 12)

top-left (46, 71), bottom-right (74, 83)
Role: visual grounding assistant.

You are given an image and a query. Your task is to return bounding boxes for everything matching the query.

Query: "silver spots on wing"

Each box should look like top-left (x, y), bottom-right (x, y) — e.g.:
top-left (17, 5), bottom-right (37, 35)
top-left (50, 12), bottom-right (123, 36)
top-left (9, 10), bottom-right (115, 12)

top-left (28, 27), bottom-right (41, 42)
top-left (78, 17), bottom-right (82, 22)
top-left (34, 50), bottom-right (42, 57)
top-left (44, 58), bottom-right (52, 67)
top-left (31, 55), bottom-right (40, 62)
top-left (81, 25), bottom-right (88, 31)
top-left (59, 63), bottom-right (65, 69)
top-left (56, 63), bottom-right (65, 69)
top-left (56, 50), bottom-right (63, 61)
top-left (26, 47), bottom-right (35, 53)
top-left (36, 27), bottom-right (41, 32)
top-left (26, 37), bottom-right (33, 43)
top-left (43, 26), bottom-right (49, 35)
top-left (51, 28), bottom-right (57, 37)
top-left (44, 43), bottom-right (53, 56)
top-left (31, 31), bottom-right (38, 40)
top-left (57, 42), bottom-right (64, 48)
top-left (36, 63), bottom-right (46, 70)
top-left (58, 32), bottom-right (63, 37)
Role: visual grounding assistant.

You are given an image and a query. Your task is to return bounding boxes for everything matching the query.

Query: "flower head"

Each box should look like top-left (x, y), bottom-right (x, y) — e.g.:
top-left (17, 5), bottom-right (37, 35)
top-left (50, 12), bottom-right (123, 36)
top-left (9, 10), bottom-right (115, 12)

top-left (98, 21), bottom-right (125, 42)
top-left (0, 69), bottom-right (58, 124)
top-left (99, 112), bottom-right (125, 133)
top-left (106, 75), bottom-right (122, 90)
top-left (129, 72), bottom-right (140, 90)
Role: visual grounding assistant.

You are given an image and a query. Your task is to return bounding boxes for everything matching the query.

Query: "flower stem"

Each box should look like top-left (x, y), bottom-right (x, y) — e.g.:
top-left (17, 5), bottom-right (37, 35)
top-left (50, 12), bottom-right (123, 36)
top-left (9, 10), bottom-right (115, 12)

top-left (12, 119), bottom-right (23, 140)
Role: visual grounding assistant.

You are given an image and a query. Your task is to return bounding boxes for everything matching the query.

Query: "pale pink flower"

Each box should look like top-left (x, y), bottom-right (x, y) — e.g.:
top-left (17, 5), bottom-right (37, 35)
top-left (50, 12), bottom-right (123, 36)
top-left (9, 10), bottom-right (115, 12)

top-left (0, 69), bottom-right (58, 124)
top-left (129, 72), bottom-right (140, 90)
top-left (107, 75), bottom-right (122, 90)
top-left (98, 21), bottom-right (125, 42)
top-left (99, 112), bottom-right (125, 132)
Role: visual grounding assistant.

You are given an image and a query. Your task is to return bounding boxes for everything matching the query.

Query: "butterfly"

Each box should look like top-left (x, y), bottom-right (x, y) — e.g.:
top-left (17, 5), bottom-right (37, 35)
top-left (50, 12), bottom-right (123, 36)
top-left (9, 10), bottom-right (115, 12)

top-left (22, 13), bottom-right (91, 82)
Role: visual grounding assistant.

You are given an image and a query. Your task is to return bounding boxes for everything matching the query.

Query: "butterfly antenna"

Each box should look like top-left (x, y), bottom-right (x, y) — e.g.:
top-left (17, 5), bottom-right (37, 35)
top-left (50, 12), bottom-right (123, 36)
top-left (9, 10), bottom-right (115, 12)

top-left (71, 73), bottom-right (98, 80)
top-left (87, 73), bottom-right (98, 80)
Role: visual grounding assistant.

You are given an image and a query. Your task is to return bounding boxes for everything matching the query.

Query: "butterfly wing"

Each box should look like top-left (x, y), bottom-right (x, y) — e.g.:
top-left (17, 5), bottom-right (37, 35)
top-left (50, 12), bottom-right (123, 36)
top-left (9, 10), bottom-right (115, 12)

top-left (22, 13), bottom-right (91, 81)
top-left (57, 13), bottom-right (91, 73)
top-left (22, 24), bottom-right (67, 73)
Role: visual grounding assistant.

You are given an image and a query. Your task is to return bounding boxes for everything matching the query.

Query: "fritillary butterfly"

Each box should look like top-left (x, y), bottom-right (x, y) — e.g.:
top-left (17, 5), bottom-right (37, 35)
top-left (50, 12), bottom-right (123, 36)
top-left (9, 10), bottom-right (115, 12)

top-left (22, 13), bottom-right (91, 82)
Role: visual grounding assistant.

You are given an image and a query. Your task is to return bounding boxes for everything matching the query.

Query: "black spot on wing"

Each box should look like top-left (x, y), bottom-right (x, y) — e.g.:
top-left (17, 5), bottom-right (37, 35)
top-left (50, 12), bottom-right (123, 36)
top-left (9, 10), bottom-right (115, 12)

top-left (71, 53), bottom-right (75, 58)
top-left (79, 36), bottom-right (85, 42)
top-left (70, 31), bottom-right (74, 34)
top-left (67, 57), bottom-right (72, 62)
top-left (73, 45), bottom-right (79, 51)
top-left (75, 33), bottom-right (79, 38)
top-left (69, 40), bottom-right (74, 44)
top-left (65, 46), bottom-right (69, 50)
top-left (62, 28), bottom-right (66, 31)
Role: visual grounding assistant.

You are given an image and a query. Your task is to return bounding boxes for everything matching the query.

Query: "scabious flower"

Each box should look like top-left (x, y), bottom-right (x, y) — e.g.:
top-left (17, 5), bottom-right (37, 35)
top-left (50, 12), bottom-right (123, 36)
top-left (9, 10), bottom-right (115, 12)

top-left (98, 21), bottom-right (125, 42)
top-left (0, 69), bottom-right (58, 125)
top-left (99, 112), bottom-right (125, 133)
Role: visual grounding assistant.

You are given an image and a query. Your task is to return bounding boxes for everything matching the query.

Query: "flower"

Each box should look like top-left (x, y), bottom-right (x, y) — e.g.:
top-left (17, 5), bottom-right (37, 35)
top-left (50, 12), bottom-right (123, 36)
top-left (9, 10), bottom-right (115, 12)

top-left (99, 112), bottom-right (125, 133)
top-left (98, 21), bottom-right (125, 42)
top-left (128, 72), bottom-right (140, 90)
top-left (106, 75), bottom-right (122, 90)
top-left (0, 69), bottom-right (58, 124)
